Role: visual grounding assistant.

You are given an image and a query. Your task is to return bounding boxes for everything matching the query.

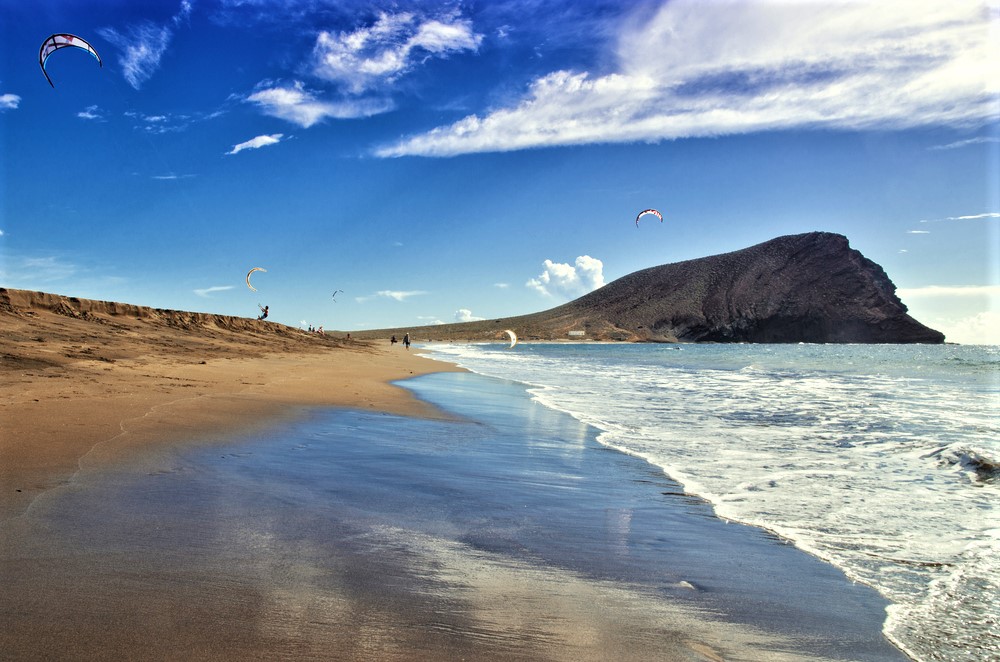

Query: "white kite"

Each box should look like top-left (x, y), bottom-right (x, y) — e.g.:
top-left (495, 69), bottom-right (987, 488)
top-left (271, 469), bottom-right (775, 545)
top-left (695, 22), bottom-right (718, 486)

top-left (504, 329), bottom-right (518, 349)
top-left (635, 209), bottom-right (663, 227)
top-left (246, 267), bottom-right (266, 292)
top-left (39, 34), bottom-right (102, 87)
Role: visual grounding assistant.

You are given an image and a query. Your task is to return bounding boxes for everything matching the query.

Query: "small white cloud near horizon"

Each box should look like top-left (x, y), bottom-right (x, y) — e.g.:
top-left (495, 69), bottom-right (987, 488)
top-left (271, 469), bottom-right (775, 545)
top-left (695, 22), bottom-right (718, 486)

top-left (929, 311), bottom-right (1000, 345)
top-left (455, 308), bottom-right (484, 323)
top-left (494, 282), bottom-right (509, 289)
top-left (226, 133), bottom-right (284, 155)
top-left (897, 285), bottom-right (1000, 299)
top-left (312, 10), bottom-right (483, 94)
top-left (246, 81), bottom-right (393, 128)
top-left (527, 255), bottom-right (604, 299)
top-left (0, 93), bottom-right (21, 111)
top-left (194, 285), bottom-right (235, 297)
top-left (376, 0), bottom-right (995, 157)
top-left (356, 289), bottom-right (428, 303)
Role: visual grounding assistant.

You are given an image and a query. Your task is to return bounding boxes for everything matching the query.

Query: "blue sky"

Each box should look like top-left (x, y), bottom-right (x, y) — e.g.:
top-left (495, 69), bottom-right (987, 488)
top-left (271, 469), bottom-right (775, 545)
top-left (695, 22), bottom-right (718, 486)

top-left (1, 0), bottom-right (997, 343)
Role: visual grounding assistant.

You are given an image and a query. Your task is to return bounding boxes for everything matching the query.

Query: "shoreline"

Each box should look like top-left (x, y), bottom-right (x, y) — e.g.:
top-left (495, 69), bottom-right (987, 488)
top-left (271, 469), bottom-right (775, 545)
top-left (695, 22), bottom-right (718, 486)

top-left (1, 289), bottom-right (462, 522)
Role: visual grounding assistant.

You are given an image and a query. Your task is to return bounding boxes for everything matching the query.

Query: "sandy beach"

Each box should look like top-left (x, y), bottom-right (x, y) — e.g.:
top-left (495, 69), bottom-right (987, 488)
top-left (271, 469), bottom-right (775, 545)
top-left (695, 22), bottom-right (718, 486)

top-left (0, 288), bottom-right (460, 523)
top-left (1, 289), bottom-right (907, 661)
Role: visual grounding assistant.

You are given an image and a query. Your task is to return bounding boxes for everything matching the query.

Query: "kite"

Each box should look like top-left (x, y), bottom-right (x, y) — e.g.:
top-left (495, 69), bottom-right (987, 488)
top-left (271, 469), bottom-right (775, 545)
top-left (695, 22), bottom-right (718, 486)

top-left (246, 267), bottom-right (266, 292)
top-left (503, 329), bottom-right (518, 349)
top-left (39, 34), bottom-right (102, 87)
top-left (635, 209), bottom-right (663, 227)
top-left (332, 289), bottom-right (343, 301)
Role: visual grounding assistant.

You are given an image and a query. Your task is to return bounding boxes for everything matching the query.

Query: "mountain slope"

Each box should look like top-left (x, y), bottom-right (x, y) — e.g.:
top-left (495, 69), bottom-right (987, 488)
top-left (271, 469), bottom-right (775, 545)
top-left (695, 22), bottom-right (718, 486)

top-left (354, 232), bottom-right (944, 344)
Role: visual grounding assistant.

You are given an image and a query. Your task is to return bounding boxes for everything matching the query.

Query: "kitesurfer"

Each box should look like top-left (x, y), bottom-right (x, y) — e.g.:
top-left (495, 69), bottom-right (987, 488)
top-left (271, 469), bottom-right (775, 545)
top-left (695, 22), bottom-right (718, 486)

top-left (258, 304), bottom-right (269, 320)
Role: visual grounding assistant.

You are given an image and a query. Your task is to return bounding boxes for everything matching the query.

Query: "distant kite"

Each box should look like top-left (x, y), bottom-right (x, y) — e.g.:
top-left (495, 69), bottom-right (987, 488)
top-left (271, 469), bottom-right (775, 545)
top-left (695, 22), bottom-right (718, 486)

top-left (246, 267), bottom-right (266, 292)
top-left (503, 329), bottom-right (518, 349)
top-left (332, 289), bottom-right (343, 301)
top-left (635, 209), bottom-right (663, 227)
top-left (39, 34), bottom-right (102, 87)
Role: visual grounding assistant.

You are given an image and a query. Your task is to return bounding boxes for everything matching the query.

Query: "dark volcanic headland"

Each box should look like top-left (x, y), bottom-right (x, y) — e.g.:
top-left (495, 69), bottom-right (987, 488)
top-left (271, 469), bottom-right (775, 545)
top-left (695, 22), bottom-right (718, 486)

top-left (354, 232), bottom-right (944, 344)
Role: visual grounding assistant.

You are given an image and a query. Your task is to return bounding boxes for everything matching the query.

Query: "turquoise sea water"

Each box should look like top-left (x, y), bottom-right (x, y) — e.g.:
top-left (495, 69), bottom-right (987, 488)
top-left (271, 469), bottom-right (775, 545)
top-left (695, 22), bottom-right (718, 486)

top-left (421, 343), bottom-right (1000, 662)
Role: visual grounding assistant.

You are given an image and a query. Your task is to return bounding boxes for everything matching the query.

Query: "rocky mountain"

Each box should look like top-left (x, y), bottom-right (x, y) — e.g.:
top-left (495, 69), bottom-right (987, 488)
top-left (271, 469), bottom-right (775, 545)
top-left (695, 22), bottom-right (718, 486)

top-left (354, 232), bottom-right (944, 344)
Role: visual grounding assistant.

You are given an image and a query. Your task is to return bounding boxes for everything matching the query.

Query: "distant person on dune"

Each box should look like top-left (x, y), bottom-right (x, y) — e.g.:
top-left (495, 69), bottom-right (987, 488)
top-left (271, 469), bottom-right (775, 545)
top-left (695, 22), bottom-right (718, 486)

top-left (258, 304), bottom-right (269, 320)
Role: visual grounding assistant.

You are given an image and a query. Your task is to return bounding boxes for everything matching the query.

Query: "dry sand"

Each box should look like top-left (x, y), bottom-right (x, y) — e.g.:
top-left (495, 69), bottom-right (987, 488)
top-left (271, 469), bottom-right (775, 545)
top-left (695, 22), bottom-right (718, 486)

top-left (0, 288), bottom-right (461, 523)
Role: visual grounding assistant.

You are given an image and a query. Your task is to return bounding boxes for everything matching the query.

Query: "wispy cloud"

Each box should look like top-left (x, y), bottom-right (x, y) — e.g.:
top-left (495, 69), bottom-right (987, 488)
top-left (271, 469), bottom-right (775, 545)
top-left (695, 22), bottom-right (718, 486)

top-left (226, 133), bottom-right (284, 155)
top-left (929, 136), bottom-right (1000, 151)
top-left (355, 289), bottom-right (428, 303)
top-left (455, 308), bottom-right (484, 322)
top-left (151, 173), bottom-right (195, 180)
top-left (99, 1), bottom-right (193, 89)
top-left (312, 10), bottom-right (483, 94)
top-left (494, 282), bottom-right (509, 289)
top-left (907, 230), bottom-right (931, 234)
top-left (246, 81), bottom-right (392, 128)
top-left (0, 93), bottom-right (20, 111)
top-left (0, 255), bottom-right (77, 285)
top-left (377, 0), bottom-right (995, 157)
top-left (920, 212), bottom-right (1000, 224)
top-left (527, 255), bottom-right (604, 299)
top-left (194, 285), bottom-right (234, 297)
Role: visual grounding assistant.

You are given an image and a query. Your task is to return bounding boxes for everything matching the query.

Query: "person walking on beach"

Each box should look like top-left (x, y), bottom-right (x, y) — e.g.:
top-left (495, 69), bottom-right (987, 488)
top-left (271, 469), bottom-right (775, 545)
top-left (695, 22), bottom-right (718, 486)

top-left (391, 335), bottom-right (397, 346)
top-left (403, 333), bottom-right (410, 350)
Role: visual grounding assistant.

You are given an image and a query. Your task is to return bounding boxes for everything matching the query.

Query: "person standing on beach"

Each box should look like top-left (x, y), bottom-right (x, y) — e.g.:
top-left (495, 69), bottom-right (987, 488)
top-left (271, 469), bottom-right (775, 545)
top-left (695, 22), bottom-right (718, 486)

top-left (403, 333), bottom-right (410, 350)
top-left (391, 335), bottom-right (397, 345)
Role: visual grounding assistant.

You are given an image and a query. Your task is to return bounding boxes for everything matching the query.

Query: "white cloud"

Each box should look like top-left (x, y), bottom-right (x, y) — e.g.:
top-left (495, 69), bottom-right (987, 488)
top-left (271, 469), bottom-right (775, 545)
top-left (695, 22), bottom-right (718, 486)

top-left (455, 308), bottom-right (484, 322)
top-left (929, 136), bottom-right (1000, 151)
top-left (0, 229), bottom-right (5, 237)
top-left (312, 10), bottom-right (482, 94)
top-left (931, 311), bottom-right (1000, 345)
top-left (907, 230), bottom-right (931, 234)
top-left (376, 0), bottom-right (996, 157)
top-left (526, 255), bottom-right (604, 299)
top-left (950, 213), bottom-right (1000, 221)
top-left (897, 285), bottom-right (1000, 299)
top-left (0, 93), bottom-right (20, 110)
top-left (77, 105), bottom-right (102, 120)
top-left (494, 282), bottom-right (509, 289)
top-left (356, 289), bottom-right (428, 303)
top-left (99, 1), bottom-right (192, 89)
top-left (920, 212), bottom-right (1000, 224)
top-left (226, 133), bottom-right (284, 155)
top-left (246, 81), bottom-right (392, 127)
top-left (194, 285), bottom-right (234, 297)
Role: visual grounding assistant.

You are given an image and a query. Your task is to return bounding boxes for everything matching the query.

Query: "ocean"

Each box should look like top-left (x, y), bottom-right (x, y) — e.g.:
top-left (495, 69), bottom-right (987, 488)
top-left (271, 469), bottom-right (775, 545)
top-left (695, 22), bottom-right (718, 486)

top-left (420, 342), bottom-right (999, 662)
